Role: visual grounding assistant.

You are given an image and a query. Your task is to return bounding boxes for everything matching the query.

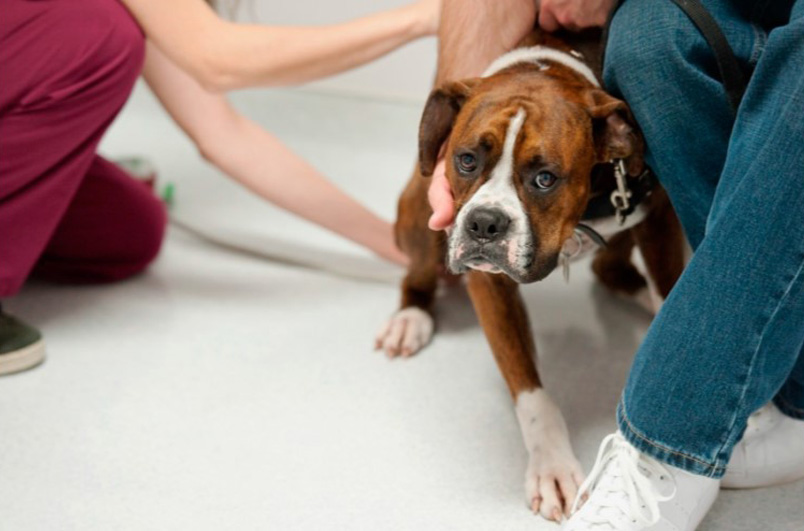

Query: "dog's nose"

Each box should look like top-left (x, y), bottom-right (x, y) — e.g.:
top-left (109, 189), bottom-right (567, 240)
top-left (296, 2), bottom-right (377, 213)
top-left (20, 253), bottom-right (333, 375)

top-left (466, 208), bottom-right (510, 243)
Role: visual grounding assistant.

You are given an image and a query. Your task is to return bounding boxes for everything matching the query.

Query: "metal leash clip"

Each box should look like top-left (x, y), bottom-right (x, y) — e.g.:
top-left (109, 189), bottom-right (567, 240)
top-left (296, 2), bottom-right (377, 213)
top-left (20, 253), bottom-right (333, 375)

top-left (559, 230), bottom-right (585, 284)
top-left (610, 159), bottom-right (632, 226)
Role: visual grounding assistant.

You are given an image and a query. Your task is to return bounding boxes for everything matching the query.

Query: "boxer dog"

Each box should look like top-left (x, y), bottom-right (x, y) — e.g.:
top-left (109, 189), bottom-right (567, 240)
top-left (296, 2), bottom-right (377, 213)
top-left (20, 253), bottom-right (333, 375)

top-left (375, 30), bottom-right (686, 522)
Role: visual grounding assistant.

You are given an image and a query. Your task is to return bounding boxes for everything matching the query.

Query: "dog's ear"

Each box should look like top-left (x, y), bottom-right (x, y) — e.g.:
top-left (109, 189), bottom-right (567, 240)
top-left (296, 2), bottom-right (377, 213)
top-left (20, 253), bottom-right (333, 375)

top-left (586, 90), bottom-right (645, 176)
top-left (418, 79), bottom-right (480, 176)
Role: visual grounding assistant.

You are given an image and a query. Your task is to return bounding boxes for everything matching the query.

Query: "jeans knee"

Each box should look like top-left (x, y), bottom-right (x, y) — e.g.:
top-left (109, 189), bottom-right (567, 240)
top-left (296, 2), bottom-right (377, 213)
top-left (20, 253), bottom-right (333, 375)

top-left (604, 0), bottom-right (705, 97)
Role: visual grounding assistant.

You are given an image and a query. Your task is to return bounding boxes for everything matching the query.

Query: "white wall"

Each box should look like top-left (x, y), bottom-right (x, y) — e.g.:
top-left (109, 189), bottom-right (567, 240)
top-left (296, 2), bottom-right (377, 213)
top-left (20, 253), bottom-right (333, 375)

top-left (236, 0), bottom-right (438, 103)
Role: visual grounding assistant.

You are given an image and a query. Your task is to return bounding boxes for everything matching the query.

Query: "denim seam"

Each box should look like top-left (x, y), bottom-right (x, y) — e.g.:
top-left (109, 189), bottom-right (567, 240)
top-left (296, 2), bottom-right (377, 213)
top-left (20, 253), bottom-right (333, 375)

top-left (748, 24), bottom-right (767, 67)
top-left (715, 255), bottom-right (804, 464)
top-left (618, 399), bottom-right (726, 474)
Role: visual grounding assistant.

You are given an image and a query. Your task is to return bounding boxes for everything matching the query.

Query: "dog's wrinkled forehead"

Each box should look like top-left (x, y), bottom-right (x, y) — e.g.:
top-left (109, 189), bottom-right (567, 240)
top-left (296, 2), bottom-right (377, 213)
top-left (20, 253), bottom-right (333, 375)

top-left (464, 107), bottom-right (526, 206)
top-left (449, 91), bottom-right (593, 189)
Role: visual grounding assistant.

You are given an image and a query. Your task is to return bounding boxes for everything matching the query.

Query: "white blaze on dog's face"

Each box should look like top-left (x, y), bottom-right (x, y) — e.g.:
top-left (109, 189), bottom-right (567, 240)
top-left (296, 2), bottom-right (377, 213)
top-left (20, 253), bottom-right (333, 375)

top-left (417, 69), bottom-right (643, 283)
top-left (451, 108), bottom-right (533, 277)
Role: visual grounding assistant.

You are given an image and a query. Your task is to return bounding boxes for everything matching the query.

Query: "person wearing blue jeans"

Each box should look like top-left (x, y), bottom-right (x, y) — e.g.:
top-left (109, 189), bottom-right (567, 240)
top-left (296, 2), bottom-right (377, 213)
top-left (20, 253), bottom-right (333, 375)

top-left (428, 0), bottom-right (804, 528)
top-left (564, 0), bottom-right (804, 528)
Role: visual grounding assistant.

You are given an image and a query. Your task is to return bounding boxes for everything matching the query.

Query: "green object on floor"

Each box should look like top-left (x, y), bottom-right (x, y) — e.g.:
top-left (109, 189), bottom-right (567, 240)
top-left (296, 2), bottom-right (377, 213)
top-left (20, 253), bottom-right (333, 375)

top-left (0, 310), bottom-right (46, 375)
top-left (162, 182), bottom-right (176, 209)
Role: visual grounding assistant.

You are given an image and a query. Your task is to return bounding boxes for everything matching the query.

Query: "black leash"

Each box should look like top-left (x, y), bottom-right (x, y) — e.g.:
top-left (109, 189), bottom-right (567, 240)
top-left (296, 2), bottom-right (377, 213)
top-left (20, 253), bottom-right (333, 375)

top-left (603, 0), bottom-right (748, 111)
top-left (669, 0), bottom-right (747, 110)
top-left (575, 0), bottom-right (748, 244)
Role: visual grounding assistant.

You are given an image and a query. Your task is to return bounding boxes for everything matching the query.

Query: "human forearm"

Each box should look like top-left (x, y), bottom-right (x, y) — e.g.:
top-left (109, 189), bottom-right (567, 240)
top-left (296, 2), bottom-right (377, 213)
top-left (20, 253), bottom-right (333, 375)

top-left (436, 0), bottom-right (537, 83)
top-left (207, 118), bottom-right (404, 264)
top-left (212, 6), bottom-right (432, 90)
top-left (143, 43), bottom-right (406, 264)
top-left (124, 0), bottom-right (436, 92)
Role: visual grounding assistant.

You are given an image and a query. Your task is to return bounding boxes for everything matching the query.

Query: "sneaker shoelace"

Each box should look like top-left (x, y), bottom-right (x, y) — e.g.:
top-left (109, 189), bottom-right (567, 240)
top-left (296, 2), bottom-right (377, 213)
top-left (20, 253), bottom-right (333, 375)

top-left (571, 433), bottom-right (676, 529)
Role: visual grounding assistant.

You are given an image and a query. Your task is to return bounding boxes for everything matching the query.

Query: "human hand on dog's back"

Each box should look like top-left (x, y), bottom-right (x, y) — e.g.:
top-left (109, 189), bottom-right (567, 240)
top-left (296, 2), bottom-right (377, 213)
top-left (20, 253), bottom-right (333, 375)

top-left (538, 0), bottom-right (619, 32)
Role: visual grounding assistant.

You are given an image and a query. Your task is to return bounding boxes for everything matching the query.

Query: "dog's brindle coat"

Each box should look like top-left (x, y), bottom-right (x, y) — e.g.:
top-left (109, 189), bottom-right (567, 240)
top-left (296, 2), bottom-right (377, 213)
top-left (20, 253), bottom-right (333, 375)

top-left (376, 30), bottom-right (686, 521)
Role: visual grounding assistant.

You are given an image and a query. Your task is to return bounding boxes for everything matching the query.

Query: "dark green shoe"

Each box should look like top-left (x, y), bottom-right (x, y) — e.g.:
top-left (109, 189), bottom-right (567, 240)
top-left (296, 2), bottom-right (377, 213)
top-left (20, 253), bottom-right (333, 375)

top-left (0, 311), bottom-right (45, 375)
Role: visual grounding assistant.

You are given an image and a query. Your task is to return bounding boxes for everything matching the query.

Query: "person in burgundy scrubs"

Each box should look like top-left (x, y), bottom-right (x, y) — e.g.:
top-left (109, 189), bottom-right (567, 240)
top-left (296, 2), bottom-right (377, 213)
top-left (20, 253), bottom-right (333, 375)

top-left (0, 0), bottom-right (439, 375)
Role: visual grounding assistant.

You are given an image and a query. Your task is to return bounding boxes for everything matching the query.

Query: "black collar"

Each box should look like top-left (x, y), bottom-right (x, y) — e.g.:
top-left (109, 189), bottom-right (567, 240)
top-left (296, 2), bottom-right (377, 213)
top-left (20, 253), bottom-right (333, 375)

top-left (581, 164), bottom-right (657, 223)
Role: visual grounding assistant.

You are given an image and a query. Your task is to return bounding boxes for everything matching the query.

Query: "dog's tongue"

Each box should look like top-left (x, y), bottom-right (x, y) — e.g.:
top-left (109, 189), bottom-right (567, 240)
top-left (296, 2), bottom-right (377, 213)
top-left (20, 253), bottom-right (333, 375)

top-left (467, 261), bottom-right (502, 274)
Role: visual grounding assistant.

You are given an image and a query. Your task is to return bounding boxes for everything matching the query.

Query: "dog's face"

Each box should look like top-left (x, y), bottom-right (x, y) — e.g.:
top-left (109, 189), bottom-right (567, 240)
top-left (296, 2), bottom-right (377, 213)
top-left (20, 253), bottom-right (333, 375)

top-left (419, 68), bottom-right (644, 283)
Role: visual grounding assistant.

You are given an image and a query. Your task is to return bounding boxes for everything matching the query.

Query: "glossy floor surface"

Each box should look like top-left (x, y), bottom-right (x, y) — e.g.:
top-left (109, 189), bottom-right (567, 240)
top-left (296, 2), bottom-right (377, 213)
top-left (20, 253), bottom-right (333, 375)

top-left (1, 85), bottom-right (802, 530)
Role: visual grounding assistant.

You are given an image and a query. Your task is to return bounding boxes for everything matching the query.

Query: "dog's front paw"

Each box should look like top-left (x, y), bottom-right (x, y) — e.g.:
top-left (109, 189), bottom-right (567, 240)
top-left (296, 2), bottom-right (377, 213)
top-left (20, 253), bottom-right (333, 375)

top-left (524, 448), bottom-right (584, 522)
top-left (374, 307), bottom-right (434, 358)
top-left (515, 389), bottom-right (585, 522)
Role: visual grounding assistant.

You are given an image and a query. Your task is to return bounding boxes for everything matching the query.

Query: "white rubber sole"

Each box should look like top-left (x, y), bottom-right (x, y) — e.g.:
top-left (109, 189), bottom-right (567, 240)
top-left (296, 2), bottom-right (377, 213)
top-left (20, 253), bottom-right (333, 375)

top-left (722, 465), bottom-right (804, 489)
top-left (722, 403), bottom-right (804, 489)
top-left (0, 339), bottom-right (46, 376)
top-left (689, 480), bottom-right (720, 530)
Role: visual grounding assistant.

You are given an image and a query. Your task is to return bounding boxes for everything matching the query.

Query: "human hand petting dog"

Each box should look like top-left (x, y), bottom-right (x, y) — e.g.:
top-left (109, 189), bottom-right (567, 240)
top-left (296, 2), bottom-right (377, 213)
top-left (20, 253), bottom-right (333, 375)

top-left (426, 0), bottom-right (619, 231)
top-left (537, 0), bottom-right (618, 32)
top-left (427, 159), bottom-right (455, 230)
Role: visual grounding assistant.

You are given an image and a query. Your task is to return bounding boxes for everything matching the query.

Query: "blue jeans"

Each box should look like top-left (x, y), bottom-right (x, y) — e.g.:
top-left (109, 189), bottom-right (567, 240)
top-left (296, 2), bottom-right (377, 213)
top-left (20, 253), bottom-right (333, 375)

top-left (604, 0), bottom-right (804, 478)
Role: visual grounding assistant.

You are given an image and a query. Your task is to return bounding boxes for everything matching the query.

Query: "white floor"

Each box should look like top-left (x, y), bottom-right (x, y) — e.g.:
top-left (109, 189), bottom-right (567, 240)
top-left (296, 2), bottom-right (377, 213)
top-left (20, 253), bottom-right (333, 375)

top-left (1, 85), bottom-right (802, 531)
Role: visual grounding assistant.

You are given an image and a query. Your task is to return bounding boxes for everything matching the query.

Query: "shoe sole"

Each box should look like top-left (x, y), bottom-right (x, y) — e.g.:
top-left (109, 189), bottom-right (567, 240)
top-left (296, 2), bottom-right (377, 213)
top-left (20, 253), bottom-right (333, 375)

top-left (722, 470), bottom-right (804, 490)
top-left (0, 339), bottom-right (46, 376)
top-left (689, 480), bottom-right (720, 530)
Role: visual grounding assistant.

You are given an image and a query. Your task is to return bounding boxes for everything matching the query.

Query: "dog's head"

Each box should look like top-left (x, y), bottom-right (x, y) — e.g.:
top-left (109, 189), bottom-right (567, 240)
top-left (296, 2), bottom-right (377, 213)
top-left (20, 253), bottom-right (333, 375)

top-left (419, 65), bottom-right (644, 283)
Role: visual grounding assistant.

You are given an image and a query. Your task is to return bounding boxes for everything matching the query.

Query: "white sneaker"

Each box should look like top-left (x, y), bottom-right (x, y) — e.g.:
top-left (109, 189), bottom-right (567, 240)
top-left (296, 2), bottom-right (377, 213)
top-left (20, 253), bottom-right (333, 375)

top-left (723, 402), bottom-right (804, 489)
top-left (562, 433), bottom-right (719, 530)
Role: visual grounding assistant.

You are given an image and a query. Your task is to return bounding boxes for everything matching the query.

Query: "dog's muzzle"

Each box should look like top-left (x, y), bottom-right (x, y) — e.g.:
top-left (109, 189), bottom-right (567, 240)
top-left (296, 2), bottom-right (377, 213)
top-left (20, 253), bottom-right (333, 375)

top-left (448, 205), bottom-right (561, 283)
top-left (449, 207), bottom-right (518, 276)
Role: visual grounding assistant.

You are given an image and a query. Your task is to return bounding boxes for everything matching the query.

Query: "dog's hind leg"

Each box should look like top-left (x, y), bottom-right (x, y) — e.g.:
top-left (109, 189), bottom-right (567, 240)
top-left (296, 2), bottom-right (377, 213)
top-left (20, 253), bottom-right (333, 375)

top-left (591, 230), bottom-right (647, 296)
top-left (631, 188), bottom-right (687, 312)
top-left (375, 170), bottom-right (444, 358)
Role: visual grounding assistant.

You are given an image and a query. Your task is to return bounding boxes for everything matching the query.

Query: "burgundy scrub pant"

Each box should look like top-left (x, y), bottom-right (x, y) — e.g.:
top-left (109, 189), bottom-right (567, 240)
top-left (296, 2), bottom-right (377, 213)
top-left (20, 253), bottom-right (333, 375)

top-left (0, 0), bottom-right (166, 298)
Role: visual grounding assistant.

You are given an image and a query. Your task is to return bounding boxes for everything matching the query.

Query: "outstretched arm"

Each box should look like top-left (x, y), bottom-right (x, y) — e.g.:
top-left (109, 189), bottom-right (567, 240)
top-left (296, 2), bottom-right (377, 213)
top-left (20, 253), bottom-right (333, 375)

top-left (142, 42), bottom-right (408, 265)
top-left (123, 0), bottom-right (439, 92)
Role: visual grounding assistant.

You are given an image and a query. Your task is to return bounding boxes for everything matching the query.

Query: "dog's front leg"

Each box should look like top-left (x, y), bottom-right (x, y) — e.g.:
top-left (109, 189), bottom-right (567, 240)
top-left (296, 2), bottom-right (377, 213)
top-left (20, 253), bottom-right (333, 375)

top-left (465, 271), bottom-right (583, 522)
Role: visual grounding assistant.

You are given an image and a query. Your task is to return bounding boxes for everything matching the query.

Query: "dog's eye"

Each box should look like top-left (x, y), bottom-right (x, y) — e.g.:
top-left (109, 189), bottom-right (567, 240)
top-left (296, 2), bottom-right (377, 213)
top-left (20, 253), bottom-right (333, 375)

top-left (533, 171), bottom-right (557, 190)
top-left (455, 152), bottom-right (478, 175)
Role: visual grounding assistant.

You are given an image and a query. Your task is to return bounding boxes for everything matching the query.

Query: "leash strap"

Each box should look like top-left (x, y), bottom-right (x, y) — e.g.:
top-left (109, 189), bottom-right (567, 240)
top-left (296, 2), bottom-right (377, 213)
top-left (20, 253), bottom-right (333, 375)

top-left (669, 0), bottom-right (747, 110)
top-left (603, 0), bottom-right (748, 111)
top-left (588, 1), bottom-right (748, 229)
